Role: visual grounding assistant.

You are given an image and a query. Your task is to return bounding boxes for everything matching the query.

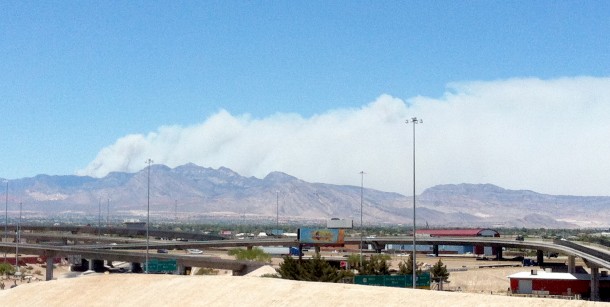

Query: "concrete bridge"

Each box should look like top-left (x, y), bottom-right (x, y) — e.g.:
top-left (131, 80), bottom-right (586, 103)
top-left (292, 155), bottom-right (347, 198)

top-left (0, 242), bottom-right (266, 280)
top-left (5, 227), bottom-right (610, 300)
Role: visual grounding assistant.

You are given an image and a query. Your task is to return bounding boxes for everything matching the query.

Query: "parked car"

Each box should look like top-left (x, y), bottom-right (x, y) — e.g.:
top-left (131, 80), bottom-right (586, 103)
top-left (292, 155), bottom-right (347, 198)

top-left (186, 249), bottom-right (203, 254)
top-left (157, 249), bottom-right (169, 254)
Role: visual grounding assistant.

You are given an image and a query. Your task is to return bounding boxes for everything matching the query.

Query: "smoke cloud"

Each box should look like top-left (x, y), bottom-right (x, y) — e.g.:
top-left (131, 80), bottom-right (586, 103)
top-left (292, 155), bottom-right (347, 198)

top-left (78, 77), bottom-right (610, 196)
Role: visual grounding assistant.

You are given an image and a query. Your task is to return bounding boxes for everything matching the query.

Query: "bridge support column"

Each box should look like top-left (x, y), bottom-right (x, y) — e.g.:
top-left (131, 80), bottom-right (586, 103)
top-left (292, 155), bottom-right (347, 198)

top-left (176, 264), bottom-right (184, 275)
top-left (568, 256), bottom-right (576, 274)
top-left (371, 241), bottom-right (383, 253)
top-left (536, 250), bottom-right (544, 266)
top-left (314, 246), bottom-right (321, 255)
top-left (88, 259), bottom-right (94, 271)
top-left (591, 267), bottom-right (600, 301)
top-left (495, 248), bottom-right (502, 260)
top-left (45, 256), bottom-right (54, 281)
top-left (92, 259), bottom-right (105, 272)
top-left (432, 245), bottom-right (439, 257)
top-left (131, 262), bottom-right (142, 273)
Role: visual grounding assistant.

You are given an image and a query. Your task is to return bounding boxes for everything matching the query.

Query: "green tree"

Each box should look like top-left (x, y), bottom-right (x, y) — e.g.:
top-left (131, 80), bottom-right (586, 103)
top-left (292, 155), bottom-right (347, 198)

top-left (277, 254), bottom-right (353, 282)
top-left (276, 255), bottom-right (301, 280)
top-left (430, 259), bottom-right (449, 283)
top-left (359, 254), bottom-right (390, 275)
top-left (228, 247), bottom-right (271, 263)
top-left (398, 254), bottom-right (421, 275)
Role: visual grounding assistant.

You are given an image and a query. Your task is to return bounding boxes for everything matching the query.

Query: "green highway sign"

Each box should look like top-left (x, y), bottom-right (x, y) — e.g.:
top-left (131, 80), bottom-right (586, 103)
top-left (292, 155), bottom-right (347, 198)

top-left (147, 259), bottom-right (178, 273)
top-left (355, 272), bottom-right (430, 288)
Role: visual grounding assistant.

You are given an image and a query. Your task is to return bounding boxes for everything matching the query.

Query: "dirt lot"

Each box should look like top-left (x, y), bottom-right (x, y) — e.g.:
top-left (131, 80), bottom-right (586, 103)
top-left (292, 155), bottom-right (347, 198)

top-left (0, 251), bottom-right (598, 306)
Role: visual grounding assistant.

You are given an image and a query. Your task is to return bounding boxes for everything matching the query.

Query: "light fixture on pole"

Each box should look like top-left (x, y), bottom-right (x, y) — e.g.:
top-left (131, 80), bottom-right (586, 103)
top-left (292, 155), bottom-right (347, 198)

top-left (406, 117), bottom-right (422, 289)
top-left (359, 171), bottom-right (365, 268)
top-left (145, 158), bottom-right (153, 274)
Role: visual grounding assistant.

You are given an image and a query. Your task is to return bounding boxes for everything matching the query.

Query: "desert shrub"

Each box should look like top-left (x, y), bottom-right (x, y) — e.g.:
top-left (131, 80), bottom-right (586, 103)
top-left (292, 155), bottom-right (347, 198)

top-left (0, 263), bottom-right (15, 275)
top-left (194, 267), bottom-right (218, 275)
top-left (228, 248), bottom-right (271, 263)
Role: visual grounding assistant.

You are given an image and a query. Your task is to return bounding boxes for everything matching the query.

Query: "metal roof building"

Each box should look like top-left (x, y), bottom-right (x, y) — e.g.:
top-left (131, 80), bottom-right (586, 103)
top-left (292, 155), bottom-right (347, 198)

top-left (508, 270), bottom-right (610, 300)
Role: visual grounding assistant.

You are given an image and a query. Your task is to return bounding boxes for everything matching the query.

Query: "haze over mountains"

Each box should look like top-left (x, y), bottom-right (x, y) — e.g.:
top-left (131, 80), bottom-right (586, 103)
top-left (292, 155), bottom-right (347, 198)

top-left (2, 163), bottom-right (608, 228)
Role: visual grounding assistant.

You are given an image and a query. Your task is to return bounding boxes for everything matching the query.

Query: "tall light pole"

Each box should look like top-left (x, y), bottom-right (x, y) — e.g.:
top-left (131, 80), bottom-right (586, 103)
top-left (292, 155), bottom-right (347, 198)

top-left (107, 198), bottom-right (110, 226)
top-left (359, 171), bottom-right (365, 268)
top-left (406, 117), bottom-right (422, 289)
top-left (16, 201), bottom-right (22, 272)
top-left (276, 191), bottom-right (279, 233)
top-left (98, 197), bottom-right (102, 239)
top-left (145, 158), bottom-right (153, 274)
top-left (4, 180), bottom-right (7, 263)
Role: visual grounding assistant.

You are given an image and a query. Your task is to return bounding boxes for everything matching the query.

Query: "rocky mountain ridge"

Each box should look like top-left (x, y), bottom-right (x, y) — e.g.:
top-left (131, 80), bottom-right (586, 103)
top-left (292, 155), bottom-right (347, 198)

top-left (2, 164), bottom-right (608, 228)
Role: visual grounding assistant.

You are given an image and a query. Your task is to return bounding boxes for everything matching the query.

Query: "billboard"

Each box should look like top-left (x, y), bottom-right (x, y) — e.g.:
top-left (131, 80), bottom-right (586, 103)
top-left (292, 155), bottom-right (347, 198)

top-left (298, 228), bottom-right (345, 245)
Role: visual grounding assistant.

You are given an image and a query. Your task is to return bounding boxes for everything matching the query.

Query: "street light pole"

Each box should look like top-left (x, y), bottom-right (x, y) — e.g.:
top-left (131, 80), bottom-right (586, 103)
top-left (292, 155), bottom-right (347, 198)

top-left (406, 117), bottom-right (422, 289)
top-left (4, 180), bottom-right (7, 263)
top-left (107, 198), bottom-right (110, 226)
top-left (359, 171), bottom-right (365, 268)
top-left (98, 197), bottom-right (101, 239)
top-left (16, 201), bottom-right (22, 272)
top-left (276, 191), bottom-right (279, 233)
top-left (145, 158), bottom-right (153, 274)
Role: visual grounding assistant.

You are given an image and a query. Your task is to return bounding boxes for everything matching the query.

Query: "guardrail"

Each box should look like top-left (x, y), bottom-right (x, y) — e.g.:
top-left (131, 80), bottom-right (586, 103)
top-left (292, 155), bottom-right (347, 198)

top-left (553, 239), bottom-right (610, 263)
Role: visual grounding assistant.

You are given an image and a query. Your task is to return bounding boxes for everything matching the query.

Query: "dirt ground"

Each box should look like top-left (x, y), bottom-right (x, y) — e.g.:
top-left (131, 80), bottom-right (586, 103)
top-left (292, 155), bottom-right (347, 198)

top-left (0, 251), bottom-right (601, 306)
top-left (0, 273), bottom-right (605, 307)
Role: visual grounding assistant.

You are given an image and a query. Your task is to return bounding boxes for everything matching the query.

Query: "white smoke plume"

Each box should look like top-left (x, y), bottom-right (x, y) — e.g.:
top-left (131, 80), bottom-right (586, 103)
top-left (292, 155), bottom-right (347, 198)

top-left (78, 77), bottom-right (610, 196)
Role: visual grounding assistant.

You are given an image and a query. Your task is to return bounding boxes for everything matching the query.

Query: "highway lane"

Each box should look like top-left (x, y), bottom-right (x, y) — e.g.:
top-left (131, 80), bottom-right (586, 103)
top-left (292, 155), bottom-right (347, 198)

top-left (5, 229), bottom-right (610, 271)
top-left (5, 225), bottom-right (224, 241)
top-left (0, 242), bottom-right (264, 274)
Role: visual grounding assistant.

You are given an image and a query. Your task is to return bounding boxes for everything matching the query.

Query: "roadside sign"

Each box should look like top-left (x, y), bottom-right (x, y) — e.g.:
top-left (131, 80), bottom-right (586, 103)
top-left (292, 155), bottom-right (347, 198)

top-left (147, 259), bottom-right (177, 273)
top-left (355, 275), bottom-right (384, 286)
top-left (355, 273), bottom-right (430, 289)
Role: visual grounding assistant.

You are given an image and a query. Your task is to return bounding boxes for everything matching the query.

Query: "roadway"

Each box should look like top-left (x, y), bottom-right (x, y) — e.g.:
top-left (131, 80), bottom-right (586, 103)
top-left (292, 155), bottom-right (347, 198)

top-left (9, 230), bottom-right (610, 270)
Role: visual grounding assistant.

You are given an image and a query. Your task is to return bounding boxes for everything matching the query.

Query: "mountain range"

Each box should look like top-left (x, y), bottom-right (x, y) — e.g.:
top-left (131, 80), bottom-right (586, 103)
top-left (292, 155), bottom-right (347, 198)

top-left (2, 163), bottom-right (609, 228)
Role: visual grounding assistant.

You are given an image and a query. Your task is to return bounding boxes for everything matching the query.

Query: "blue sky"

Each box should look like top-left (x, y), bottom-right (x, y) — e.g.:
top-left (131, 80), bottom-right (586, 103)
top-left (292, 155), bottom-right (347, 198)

top-left (1, 2), bottom-right (610, 196)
